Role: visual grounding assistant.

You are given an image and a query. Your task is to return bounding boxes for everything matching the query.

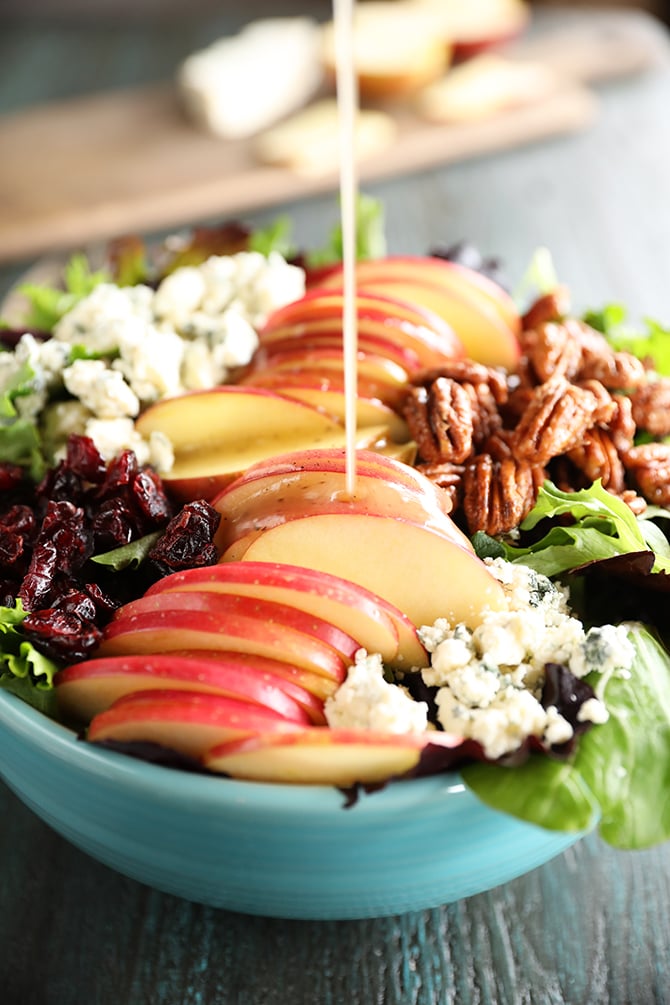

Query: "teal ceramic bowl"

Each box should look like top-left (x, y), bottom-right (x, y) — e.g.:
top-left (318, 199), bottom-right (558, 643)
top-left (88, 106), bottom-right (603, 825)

top-left (0, 690), bottom-right (586, 919)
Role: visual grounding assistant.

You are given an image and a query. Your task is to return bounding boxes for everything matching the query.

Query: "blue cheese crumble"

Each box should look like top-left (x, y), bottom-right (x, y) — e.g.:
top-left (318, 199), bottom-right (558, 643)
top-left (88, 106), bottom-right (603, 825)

top-left (325, 650), bottom-right (428, 734)
top-left (418, 559), bottom-right (634, 760)
top-left (3, 251), bottom-right (304, 471)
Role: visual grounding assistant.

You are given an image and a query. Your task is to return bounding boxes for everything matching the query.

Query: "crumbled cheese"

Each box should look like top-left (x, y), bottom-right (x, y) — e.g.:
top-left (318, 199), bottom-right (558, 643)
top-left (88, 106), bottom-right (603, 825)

top-left (417, 558), bottom-right (634, 760)
top-left (8, 251), bottom-right (305, 468)
top-left (325, 651), bottom-right (428, 735)
top-left (63, 359), bottom-right (140, 419)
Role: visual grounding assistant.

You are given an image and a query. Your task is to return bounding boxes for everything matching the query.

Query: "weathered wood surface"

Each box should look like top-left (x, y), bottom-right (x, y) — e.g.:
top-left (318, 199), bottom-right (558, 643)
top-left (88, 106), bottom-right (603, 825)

top-left (1, 8), bottom-right (670, 1004)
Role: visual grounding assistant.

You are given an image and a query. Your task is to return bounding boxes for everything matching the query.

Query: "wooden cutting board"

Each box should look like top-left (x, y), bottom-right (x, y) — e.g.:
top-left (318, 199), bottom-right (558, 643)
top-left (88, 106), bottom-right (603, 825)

top-left (0, 10), bottom-right (663, 265)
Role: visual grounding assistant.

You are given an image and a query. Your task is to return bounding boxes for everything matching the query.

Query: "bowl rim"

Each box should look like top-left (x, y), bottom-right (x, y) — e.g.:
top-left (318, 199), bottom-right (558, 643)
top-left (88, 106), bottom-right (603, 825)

top-left (0, 688), bottom-right (467, 813)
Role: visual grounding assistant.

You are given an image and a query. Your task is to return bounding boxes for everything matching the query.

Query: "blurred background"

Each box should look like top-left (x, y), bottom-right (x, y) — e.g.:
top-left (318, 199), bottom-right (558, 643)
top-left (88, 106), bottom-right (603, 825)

top-left (1, 1), bottom-right (668, 22)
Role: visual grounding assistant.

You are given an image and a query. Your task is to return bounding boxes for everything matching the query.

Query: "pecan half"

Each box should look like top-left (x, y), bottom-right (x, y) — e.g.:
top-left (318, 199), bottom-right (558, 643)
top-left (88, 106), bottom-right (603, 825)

top-left (520, 321), bottom-right (583, 384)
top-left (579, 345), bottom-right (647, 390)
top-left (402, 380), bottom-right (474, 464)
top-left (623, 443), bottom-right (670, 506)
top-left (521, 286), bottom-right (571, 331)
top-left (461, 454), bottom-right (543, 536)
top-left (510, 377), bottom-right (602, 465)
top-left (566, 427), bottom-right (626, 493)
top-left (416, 461), bottom-right (464, 511)
top-left (630, 378), bottom-right (670, 436)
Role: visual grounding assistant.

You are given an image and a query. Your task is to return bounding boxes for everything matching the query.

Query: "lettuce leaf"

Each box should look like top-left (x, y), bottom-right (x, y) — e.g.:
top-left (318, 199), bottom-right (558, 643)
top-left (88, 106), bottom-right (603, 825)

top-left (249, 215), bottom-right (296, 258)
top-left (583, 303), bottom-right (670, 376)
top-left (306, 193), bottom-right (386, 267)
top-left (463, 625), bottom-right (670, 849)
top-left (17, 253), bottom-right (109, 332)
top-left (494, 480), bottom-right (670, 576)
top-left (0, 602), bottom-right (59, 716)
top-left (90, 530), bottom-right (163, 571)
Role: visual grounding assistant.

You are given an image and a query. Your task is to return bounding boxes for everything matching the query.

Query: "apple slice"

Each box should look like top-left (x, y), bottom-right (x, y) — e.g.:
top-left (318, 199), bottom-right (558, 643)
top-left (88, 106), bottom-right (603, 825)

top-left (134, 386), bottom-right (355, 502)
top-left (111, 591), bottom-right (364, 665)
top-left (97, 606), bottom-right (349, 682)
top-left (254, 331), bottom-right (424, 375)
top-left (55, 653), bottom-right (320, 724)
top-left (316, 256), bottom-right (520, 369)
top-left (144, 562), bottom-right (400, 663)
top-left (203, 726), bottom-right (464, 785)
top-left (276, 386), bottom-right (410, 443)
top-left (314, 255), bottom-right (520, 334)
top-left (238, 512), bottom-right (505, 629)
top-left (170, 649), bottom-right (340, 702)
top-left (88, 690), bottom-right (300, 759)
top-left (212, 466), bottom-right (466, 558)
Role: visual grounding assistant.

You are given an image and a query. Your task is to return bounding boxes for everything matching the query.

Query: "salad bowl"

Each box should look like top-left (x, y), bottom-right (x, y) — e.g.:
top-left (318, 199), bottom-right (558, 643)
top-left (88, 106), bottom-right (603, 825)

top-left (0, 688), bottom-right (586, 920)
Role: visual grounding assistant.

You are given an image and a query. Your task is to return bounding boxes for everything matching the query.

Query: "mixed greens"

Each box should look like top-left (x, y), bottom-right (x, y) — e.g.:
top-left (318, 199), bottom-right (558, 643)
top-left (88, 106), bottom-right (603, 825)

top-left (2, 210), bottom-right (670, 851)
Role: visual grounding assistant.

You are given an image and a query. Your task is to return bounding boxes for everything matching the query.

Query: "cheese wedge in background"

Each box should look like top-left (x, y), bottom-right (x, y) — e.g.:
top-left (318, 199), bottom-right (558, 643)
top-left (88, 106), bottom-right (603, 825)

top-left (178, 18), bottom-right (323, 139)
top-left (254, 98), bottom-right (396, 175)
top-left (417, 54), bottom-right (561, 124)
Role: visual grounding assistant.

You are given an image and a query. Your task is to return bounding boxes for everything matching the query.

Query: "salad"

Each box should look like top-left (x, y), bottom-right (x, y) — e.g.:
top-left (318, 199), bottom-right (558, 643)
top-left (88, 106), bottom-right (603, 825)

top-left (1, 201), bottom-right (670, 852)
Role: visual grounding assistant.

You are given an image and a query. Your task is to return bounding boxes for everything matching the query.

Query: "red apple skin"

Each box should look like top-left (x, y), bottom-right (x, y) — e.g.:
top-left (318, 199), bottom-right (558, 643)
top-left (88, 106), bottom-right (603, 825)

top-left (97, 609), bottom-right (349, 682)
top-left (144, 561), bottom-right (401, 665)
top-left (111, 591), bottom-right (364, 665)
top-left (314, 256), bottom-right (519, 334)
top-left (55, 654), bottom-right (323, 725)
top-left (87, 689), bottom-right (301, 758)
top-left (169, 649), bottom-right (340, 702)
top-left (253, 333), bottom-right (424, 375)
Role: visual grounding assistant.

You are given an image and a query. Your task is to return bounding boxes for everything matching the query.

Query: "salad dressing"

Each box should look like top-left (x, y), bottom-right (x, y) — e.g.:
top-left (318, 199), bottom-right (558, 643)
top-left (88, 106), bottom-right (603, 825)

top-left (332, 0), bottom-right (359, 500)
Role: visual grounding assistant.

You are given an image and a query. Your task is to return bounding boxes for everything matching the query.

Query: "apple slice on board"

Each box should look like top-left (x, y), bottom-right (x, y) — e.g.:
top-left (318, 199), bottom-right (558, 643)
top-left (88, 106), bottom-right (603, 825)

top-left (233, 511), bottom-right (505, 629)
top-left (97, 605), bottom-right (349, 682)
top-left (143, 562), bottom-right (403, 666)
top-left (133, 385), bottom-right (390, 501)
top-left (110, 591), bottom-right (364, 664)
top-left (55, 653), bottom-right (325, 725)
top-left (203, 727), bottom-right (465, 786)
top-left (87, 690), bottom-right (301, 759)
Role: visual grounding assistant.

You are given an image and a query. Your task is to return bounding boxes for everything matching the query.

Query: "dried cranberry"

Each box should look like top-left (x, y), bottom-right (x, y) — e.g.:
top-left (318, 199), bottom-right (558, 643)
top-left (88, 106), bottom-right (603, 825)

top-left (97, 450), bottom-right (139, 499)
top-left (64, 435), bottom-right (107, 484)
top-left (22, 608), bottom-right (102, 662)
top-left (37, 461), bottom-right (86, 506)
top-left (53, 587), bottom-right (98, 623)
top-left (0, 463), bottom-right (25, 493)
top-left (149, 500), bottom-right (220, 573)
top-left (0, 526), bottom-right (26, 570)
top-left (91, 497), bottom-right (137, 550)
top-left (84, 581), bottom-right (120, 618)
top-left (19, 539), bottom-right (59, 609)
top-left (0, 505), bottom-right (37, 540)
top-left (41, 501), bottom-right (93, 574)
top-left (131, 468), bottom-right (172, 527)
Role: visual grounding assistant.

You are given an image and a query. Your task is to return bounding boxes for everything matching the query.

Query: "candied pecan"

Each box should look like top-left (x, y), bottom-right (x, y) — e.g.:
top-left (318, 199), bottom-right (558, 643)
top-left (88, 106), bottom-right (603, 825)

top-left (521, 286), bottom-right (571, 331)
top-left (410, 360), bottom-right (508, 405)
top-left (579, 345), bottom-right (647, 390)
top-left (510, 377), bottom-right (602, 465)
top-left (566, 427), bottom-right (626, 494)
top-left (574, 379), bottom-right (616, 425)
top-left (629, 378), bottom-right (670, 437)
top-left (402, 381), bottom-right (475, 464)
top-left (461, 454), bottom-right (543, 536)
top-left (623, 443), bottom-right (670, 506)
top-left (520, 321), bottom-right (583, 384)
top-left (607, 394), bottom-right (636, 454)
top-left (415, 461), bottom-right (464, 511)
top-left (619, 489), bottom-right (647, 516)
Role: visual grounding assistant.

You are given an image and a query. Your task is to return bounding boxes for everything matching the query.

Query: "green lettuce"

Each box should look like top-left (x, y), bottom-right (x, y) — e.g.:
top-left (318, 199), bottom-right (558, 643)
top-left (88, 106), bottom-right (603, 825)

top-left (0, 602), bottom-right (59, 716)
top-left (306, 193), bottom-right (386, 267)
top-left (90, 530), bottom-right (163, 572)
top-left (583, 303), bottom-right (670, 376)
top-left (17, 253), bottom-right (109, 332)
top-left (462, 624), bottom-right (670, 849)
top-left (483, 480), bottom-right (670, 577)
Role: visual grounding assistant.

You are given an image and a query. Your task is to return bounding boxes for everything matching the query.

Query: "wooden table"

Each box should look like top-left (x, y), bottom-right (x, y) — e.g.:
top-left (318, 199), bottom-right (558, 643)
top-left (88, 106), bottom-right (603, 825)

top-left (1, 8), bottom-right (670, 1004)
